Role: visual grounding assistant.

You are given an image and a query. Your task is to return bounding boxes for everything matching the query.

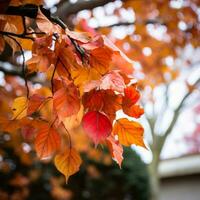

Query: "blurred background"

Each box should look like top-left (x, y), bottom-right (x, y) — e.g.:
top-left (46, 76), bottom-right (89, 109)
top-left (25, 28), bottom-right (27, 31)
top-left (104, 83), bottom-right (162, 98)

top-left (0, 0), bottom-right (200, 200)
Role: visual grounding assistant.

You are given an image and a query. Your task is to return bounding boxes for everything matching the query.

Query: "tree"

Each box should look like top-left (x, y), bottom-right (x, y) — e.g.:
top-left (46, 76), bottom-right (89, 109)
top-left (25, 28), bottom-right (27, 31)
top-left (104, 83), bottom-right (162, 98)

top-left (69, 1), bottom-right (198, 200)
top-left (0, 0), bottom-right (145, 187)
top-left (0, 1), bottom-right (200, 200)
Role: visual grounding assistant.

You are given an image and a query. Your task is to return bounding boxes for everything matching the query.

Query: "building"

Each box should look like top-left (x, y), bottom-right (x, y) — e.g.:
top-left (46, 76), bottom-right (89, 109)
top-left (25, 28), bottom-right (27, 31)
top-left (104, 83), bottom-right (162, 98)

top-left (159, 154), bottom-right (200, 200)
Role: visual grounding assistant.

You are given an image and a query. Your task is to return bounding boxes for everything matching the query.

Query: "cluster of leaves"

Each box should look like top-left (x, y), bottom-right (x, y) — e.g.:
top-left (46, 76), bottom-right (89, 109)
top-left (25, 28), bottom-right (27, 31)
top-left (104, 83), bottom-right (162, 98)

top-left (0, 131), bottom-right (149, 200)
top-left (0, 1), bottom-right (145, 181)
top-left (78, 0), bottom-right (199, 88)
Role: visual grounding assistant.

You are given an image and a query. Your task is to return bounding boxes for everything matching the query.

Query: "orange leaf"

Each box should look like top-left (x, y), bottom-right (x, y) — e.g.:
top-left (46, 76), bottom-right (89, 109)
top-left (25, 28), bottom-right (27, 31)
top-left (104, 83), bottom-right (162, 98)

top-left (53, 83), bottom-right (80, 120)
top-left (106, 135), bottom-right (123, 167)
top-left (113, 118), bottom-right (146, 148)
top-left (54, 148), bottom-right (82, 182)
top-left (71, 66), bottom-right (101, 93)
top-left (122, 104), bottom-right (144, 118)
top-left (122, 85), bottom-right (144, 118)
top-left (27, 94), bottom-right (46, 116)
top-left (89, 46), bottom-right (113, 74)
top-left (35, 123), bottom-right (61, 159)
top-left (123, 85), bottom-right (140, 105)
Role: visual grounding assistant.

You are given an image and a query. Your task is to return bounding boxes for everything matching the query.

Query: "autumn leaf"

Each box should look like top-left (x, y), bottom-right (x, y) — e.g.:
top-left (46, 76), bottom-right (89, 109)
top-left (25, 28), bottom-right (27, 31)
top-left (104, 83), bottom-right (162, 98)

top-left (82, 90), bottom-right (104, 111)
top-left (123, 85), bottom-right (140, 105)
top-left (71, 66), bottom-right (101, 93)
top-left (65, 28), bottom-right (91, 43)
top-left (106, 135), bottom-right (123, 167)
top-left (113, 118), bottom-right (146, 148)
top-left (63, 105), bottom-right (84, 130)
top-left (35, 123), bottom-right (61, 159)
top-left (36, 9), bottom-right (61, 34)
top-left (89, 46), bottom-right (113, 74)
top-left (123, 104), bottom-right (144, 118)
top-left (53, 82), bottom-right (80, 120)
top-left (122, 85), bottom-right (144, 118)
top-left (82, 111), bottom-right (112, 145)
top-left (26, 35), bottom-right (54, 73)
top-left (83, 90), bottom-right (121, 121)
top-left (84, 71), bottom-right (125, 93)
top-left (54, 148), bottom-right (82, 182)
top-left (12, 97), bottom-right (27, 120)
top-left (27, 94), bottom-right (46, 116)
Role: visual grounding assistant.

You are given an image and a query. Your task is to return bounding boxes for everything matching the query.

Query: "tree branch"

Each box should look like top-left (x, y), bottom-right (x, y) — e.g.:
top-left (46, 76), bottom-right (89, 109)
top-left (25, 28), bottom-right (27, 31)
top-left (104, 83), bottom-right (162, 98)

top-left (56, 0), bottom-right (114, 20)
top-left (0, 31), bottom-right (35, 40)
top-left (96, 20), bottom-right (165, 29)
top-left (158, 77), bottom-right (200, 150)
top-left (4, 4), bottom-right (39, 18)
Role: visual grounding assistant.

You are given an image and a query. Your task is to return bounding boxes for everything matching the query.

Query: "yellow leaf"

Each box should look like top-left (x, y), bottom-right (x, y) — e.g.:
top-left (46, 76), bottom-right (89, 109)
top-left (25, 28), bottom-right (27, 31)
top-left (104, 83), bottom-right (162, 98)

top-left (54, 148), bottom-right (82, 182)
top-left (12, 97), bottom-right (27, 120)
top-left (63, 105), bottom-right (84, 130)
top-left (113, 118), bottom-right (146, 148)
top-left (71, 66), bottom-right (101, 95)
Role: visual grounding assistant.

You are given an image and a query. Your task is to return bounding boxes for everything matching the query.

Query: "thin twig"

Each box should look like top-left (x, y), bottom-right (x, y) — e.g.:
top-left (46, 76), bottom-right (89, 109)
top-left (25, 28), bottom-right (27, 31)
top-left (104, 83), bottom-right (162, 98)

top-left (0, 31), bottom-right (34, 40)
top-left (22, 16), bottom-right (27, 35)
top-left (51, 59), bottom-right (59, 94)
top-left (61, 122), bottom-right (72, 149)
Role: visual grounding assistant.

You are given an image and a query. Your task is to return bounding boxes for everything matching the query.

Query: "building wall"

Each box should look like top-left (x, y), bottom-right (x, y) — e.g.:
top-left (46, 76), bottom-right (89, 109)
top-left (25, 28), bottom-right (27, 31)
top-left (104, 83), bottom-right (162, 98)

top-left (160, 174), bottom-right (200, 200)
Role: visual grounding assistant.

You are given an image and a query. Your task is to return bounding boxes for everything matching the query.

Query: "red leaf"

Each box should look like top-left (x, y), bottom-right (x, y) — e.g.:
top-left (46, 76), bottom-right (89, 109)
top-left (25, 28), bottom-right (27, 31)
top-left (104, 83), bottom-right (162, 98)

top-left (122, 85), bottom-right (143, 118)
top-left (82, 111), bottom-right (112, 145)
top-left (124, 85), bottom-right (140, 105)
top-left (83, 90), bottom-right (122, 121)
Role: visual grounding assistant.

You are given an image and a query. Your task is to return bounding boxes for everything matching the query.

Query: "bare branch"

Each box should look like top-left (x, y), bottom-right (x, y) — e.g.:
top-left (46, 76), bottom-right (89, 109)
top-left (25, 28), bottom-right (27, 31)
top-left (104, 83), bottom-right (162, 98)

top-left (96, 20), bottom-right (165, 29)
top-left (0, 31), bottom-right (34, 40)
top-left (157, 77), bottom-right (200, 150)
top-left (56, 0), bottom-right (114, 20)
